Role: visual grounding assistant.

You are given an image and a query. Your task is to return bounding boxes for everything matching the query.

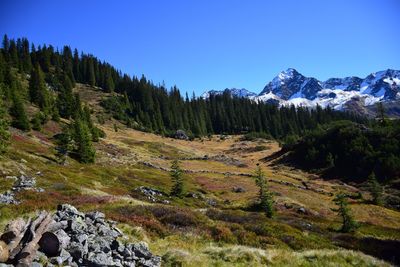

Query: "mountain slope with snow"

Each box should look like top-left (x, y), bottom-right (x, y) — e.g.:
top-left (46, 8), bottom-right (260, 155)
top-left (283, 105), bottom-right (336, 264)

top-left (201, 88), bottom-right (257, 99)
top-left (202, 68), bottom-right (400, 111)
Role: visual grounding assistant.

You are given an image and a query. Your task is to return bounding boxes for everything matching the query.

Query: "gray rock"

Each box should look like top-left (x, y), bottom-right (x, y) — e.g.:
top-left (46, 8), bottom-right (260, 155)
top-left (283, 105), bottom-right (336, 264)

top-left (68, 217), bottom-right (88, 233)
top-left (122, 261), bottom-right (136, 267)
top-left (68, 240), bottom-right (88, 261)
top-left (0, 191), bottom-right (18, 204)
top-left (174, 129), bottom-right (189, 140)
top-left (47, 220), bottom-right (68, 232)
top-left (232, 186), bottom-right (246, 193)
top-left (58, 204), bottom-right (85, 218)
top-left (297, 207), bottom-right (306, 214)
top-left (205, 198), bottom-right (217, 206)
top-left (86, 251), bottom-right (114, 266)
top-left (131, 242), bottom-right (152, 259)
top-left (50, 249), bottom-right (72, 265)
top-left (54, 229), bottom-right (71, 249)
top-left (86, 211), bottom-right (106, 221)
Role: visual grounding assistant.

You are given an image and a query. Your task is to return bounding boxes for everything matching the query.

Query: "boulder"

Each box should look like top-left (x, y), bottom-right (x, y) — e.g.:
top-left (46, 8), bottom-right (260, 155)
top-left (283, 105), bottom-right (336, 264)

top-left (174, 130), bottom-right (189, 140)
top-left (232, 186), bottom-right (246, 193)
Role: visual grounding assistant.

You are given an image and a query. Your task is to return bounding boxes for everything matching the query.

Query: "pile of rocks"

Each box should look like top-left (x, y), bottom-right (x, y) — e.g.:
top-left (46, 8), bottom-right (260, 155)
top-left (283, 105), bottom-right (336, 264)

top-left (210, 154), bottom-right (247, 167)
top-left (134, 186), bottom-right (169, 204)
top-left (0, 204), bottom-right (161, 267)
top-left (0, 174), bottom-right (44, 204)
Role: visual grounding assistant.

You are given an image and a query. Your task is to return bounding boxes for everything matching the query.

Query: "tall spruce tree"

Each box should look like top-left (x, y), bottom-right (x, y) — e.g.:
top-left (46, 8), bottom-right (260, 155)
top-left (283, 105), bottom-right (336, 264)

top-left (73, 119), bottom-right (95, 163)
top-left (57, 74), bottom-right (75, 118)
top-left (0, 97), bottom-right (10, 154)
top-left (253, 165), bottom-right (274, 218)
top-left (170, 159), bottom-right (184, 197)
top-left (29, 64), bottom-right (51, 113)
top-left (55, 125), bottom-right (72, 164)
top-left (11, 90), bottom-right (30, 131)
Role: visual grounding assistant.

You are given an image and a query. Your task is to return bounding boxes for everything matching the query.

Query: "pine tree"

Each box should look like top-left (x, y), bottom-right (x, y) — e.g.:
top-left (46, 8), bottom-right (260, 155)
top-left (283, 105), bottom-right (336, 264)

top-left (11, 90), bottom-right (30, 131)
top-left (55, 125), bottom-right (72, 164)
top-left (367, 172), bottom-right (383, 205)
top-left (170, 159), bottom-right (184, 197)
top-left (376, 102), bottom-right (386, 126)
top-left (57, 74), bottom-right (75, 118)
top-left (73, 119), bottom-right (95, 163)
top-left (29, 64), bottom-right (51, 113)
top-left (253, 165), bottom-right (274, 218)
top-left (0, 97), bottom-right (10, 154)
top-left (104, 68), bottom-right (115, 93)
top-left (87, 57), bottom-right (96, 86)
top-left (332, 193), bottom-right (358, 233)
top-left (21, 38), bottom-right (32, 72)
top-left (31, 112), bottom-right (44, 131)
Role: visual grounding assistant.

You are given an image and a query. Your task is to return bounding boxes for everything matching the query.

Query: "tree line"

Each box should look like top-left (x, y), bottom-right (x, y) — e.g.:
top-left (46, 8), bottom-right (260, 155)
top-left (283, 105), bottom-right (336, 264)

top-left (0, 35), bottom-right (366, 141)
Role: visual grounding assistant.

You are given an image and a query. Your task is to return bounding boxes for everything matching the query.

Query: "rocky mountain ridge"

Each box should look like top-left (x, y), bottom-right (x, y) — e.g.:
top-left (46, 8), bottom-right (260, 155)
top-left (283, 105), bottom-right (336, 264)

top-left (202, 68), bottom-right (400, 111)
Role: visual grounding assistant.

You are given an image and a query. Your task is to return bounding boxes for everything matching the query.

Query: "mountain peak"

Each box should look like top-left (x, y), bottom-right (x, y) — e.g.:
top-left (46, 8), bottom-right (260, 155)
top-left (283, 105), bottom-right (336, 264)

top-left (277, 68), bottom-right (300, 80)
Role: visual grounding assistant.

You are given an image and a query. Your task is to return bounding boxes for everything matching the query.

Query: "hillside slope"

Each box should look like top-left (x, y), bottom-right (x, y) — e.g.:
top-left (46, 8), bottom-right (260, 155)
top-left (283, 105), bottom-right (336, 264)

top-left (1, 84), bottom-right (399, 266)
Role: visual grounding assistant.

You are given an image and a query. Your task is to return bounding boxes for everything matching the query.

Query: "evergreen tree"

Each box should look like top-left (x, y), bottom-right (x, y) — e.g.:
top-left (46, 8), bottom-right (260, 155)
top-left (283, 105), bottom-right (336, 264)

top-left (332, 193), bottom-right (358, 233)
top-left (21, 38), bottom-right (32, 72)
top-left (170, 159), bottom-right (184, 197)
top-left (11, 90), bottom-right (30, 131)
top-left (376, 102), bottom-right (387, 126)
top-left (31, 112), bottom-right (44, 131)
top-left (55, 125), bottom-right (72, 164)
top-left (0, 97), bottom-right (10, 154)
top-left (29, 64), bottom-right (51, 113)
top-left (73, 119), bottom-right (95, 163)
top-left (367, 172), bottom-right (383, 205)
top-left (87, 57), bottom-right (96, 86)
top-left (253, 165), bottom-right (274, 218)
top-left (104, 68), bottom-right (115, 93)
top-left (57, 74), bottom-right (75, 118)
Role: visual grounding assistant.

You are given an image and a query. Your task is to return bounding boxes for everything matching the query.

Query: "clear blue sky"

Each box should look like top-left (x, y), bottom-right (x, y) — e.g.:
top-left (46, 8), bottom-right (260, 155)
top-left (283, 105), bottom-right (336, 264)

top-left (1, 0), bottom-right (399, 95)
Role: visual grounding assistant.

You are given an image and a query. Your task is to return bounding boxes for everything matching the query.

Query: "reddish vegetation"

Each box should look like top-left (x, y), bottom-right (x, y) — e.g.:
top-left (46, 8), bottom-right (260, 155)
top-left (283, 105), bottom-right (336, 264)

top-left (32, 130), bottom-right (51, 143)
top-left (195, 176), bottom-right (230, 191)
top-left (12, 133), bottom-right (28, 142)
top-left (43, 121), bottom-right (61, 134)
top-left (13, 191), bottom-right (113, 214)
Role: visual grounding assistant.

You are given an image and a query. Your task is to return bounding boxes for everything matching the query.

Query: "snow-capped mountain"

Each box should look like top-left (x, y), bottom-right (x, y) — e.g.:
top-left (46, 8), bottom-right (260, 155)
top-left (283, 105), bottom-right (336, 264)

top-left (257, 68), bottom-right (400, 110)
top-left (201, 68), bottom-right (400, 111)
top-left (201, 88), bottom-right (257, 99)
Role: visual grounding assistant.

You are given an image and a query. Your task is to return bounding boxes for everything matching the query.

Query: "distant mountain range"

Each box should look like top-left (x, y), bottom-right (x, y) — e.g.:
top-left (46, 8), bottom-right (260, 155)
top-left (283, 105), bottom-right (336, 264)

top-left (202, 68), bottom-right (400, 114)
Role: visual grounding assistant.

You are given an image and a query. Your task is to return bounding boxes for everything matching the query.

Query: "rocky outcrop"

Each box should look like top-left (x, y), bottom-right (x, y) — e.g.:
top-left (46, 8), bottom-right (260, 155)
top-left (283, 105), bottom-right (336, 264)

top-left (0, 204), bottom-right (161, 267)
top-left (174, 130), bottom-right (188, 140)
top-left (0, 174), bottom-right (44, 205)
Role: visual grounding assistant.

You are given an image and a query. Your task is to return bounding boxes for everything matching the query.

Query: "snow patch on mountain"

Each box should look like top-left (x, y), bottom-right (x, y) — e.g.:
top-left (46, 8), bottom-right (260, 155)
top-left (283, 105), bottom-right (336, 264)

top-left (201, 68), bottom-right (400, 111)
top-left (201, 88), bottom-right (257, 99)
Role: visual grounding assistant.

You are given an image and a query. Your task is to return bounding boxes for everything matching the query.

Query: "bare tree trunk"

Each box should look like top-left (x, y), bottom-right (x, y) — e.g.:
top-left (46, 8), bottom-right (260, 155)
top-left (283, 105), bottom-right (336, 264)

top-left (15, 211), bottom-right (52, 267)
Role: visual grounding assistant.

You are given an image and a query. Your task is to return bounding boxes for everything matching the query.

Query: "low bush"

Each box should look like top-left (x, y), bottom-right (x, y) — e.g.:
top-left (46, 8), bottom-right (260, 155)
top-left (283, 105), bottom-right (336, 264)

top-left (241, 132), bottom-right (273, 141)
top-left (210, 225), bottom-right (236, 243)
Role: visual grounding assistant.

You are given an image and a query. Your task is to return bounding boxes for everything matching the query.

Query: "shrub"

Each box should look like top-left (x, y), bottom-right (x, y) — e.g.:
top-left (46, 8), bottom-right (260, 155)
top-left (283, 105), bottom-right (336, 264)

top-left (241, 132), bottom-right (272, 141)
top-left (210, 225), bottom-right (236, 243)
top-left (149, 205), bottom-right (206, 228)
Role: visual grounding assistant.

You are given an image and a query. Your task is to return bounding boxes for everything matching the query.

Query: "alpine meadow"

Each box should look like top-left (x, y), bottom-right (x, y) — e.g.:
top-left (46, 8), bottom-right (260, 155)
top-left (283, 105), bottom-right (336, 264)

top-left (0, 1), bottom-right (400, 266)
